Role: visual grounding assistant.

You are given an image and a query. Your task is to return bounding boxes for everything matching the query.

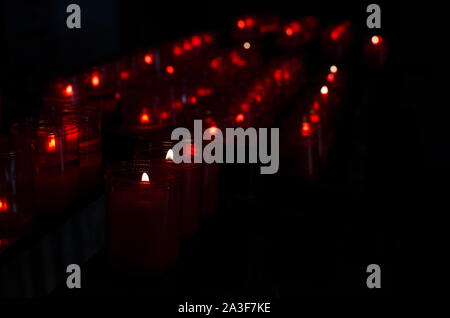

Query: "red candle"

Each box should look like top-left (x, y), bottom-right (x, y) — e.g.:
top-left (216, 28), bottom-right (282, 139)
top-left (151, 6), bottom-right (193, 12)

top-left (106, 160), bottom-right (182, 274)
top-left (0, 136), bottom-right (34, 238)
top-left (32, 120), bottom-right (80, 215)
top-left (135, 142), bottom-right (203, 239)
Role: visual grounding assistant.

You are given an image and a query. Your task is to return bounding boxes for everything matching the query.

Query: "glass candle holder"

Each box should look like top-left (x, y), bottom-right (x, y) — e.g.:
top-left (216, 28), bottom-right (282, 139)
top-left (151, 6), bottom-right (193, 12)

top-left (43, 78), bottom-right (103, 198)
top-left (32, 119), bottom-right (80, 215)
top-left (0, 136), bottom-right (34, 238)
top-left (106, 160), bottom-right (182, 274)
top-left (121, 88), bottom-right (172, 136)
top-left (134, 140), bottom-right (203, 239)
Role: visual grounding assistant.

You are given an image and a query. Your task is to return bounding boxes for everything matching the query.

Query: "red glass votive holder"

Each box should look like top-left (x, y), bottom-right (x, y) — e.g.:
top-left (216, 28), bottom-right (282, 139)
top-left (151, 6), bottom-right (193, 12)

top-left (106, 160), bottom-right (183, 274)
top-left (43, 78), bottom-right (103, 197)
top-left (0, 136), bottom-right (34, 238)
top-left (134, 140), bottom-right (203, 239)
top-left (32, 119), bottom-right (80, 215)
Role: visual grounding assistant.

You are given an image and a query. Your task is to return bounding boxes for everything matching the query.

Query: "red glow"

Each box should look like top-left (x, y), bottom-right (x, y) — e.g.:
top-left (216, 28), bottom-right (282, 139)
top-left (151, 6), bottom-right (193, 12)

top-left (283, 71), bottom-right (291, 81)
top-left (160, 112), bottom-right (169, 120)
top-left (301, 122), bottom-right (312, 136)
top-left (327, 73), bottom-right (335, 83)
top-left (120, 71), bottom-right (130, 80)
top-left (285, 27), bottom-right (294, 36)
top-left (166, 65), bottom-right (175, 75)
top-left (191, 35), bottom-right (202, 47)
top-left (274, 69), bottom-right (283, 82)
top-left (190, 96), bottom-right (197, 104)
top-left (237, 19), bottom-right (246, 29)
top-left (183, 41), bottom-right (192, 51)
top-left (144, 54), bottom-right (153, 64)
top-left (231, 52), bottom-right (246, 67)
top-left (310, 113), bottom-right (320, 123)
top-left (197, 88), bottom-right (212, 96)
top-left (0, 200), bottom-right (6, 212)
top-left (371, 35), bottom-right (382, 45)
top-left (115, 92), bottom-right (120, 99)
top-left (245, 18), bottom-right (254, 27)
top-left (64, 84), bottom-right (73, 96)
top-left (210, 126), bottom-right (218, 134)
top-left (173, 45), bottom-right (183, 56)
top-left (235, 113), bottom-right (245, 123)
top-left (173, 101), bottom-right (183, 109)
top-left (210, 58), bottom-right (220, 69)
top-left (313, 101), bottom-right (320, 111)
top-left (48, 136), bottom-right (56, 151)
top-left (241, 103), bottom-right (250, 112)
top-left (140, 113), bottom-right (150, 124)
top-left (204, 34), bottom-right (213, 43)
top-left (330, 24), bottom-right (347, 41)
top-left (91, 74), bottom-right (100, 87)
top-left (256, 95), bottom-right (262, 103)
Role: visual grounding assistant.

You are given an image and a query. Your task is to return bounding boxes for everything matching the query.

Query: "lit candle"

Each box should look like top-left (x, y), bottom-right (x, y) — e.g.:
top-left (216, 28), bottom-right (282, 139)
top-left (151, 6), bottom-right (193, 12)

top-left (32, 120), bottom-right (80, 215)
top-left (106, 160), bottom-right (182, 274)
top-left (134, 141), bottom-right (203, 239)
top-left (0, 136), bottom-right (34, 236)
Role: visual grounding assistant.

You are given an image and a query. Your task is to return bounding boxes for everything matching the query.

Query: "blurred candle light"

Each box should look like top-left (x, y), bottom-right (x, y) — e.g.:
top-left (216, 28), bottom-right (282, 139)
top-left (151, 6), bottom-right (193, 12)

top-left (144, 54), bottom-right (153, 64)
top-left (330, 65), bottom-right (338, 74)
top-left (141, 172), bottom-right (150, 183)
top-left (91, 74), bottom-right (100, 87)
top-left (235, 113), bottom-right (245, 123)
top-left (243, 41), bottom-right (251, 49)
top-left (237, 19), bottom-right (246, 29)
top-left (166, 65), bottom-right (175, 75)
top-left (320, 85), bottom-right (329, 95)
top-left (371, 35), bottom-right (382, 45)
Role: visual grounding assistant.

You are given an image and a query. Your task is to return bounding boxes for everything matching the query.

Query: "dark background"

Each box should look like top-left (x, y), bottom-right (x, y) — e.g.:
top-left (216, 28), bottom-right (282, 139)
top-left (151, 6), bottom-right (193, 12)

top-left (0, 0), bottom-right (446, 301)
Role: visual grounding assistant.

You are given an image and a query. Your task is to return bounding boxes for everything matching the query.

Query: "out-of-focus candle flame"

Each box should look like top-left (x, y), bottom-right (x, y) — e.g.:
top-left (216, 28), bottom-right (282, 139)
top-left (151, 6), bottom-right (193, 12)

top-left (237, 19), bottom-right (246, 29)
top-left (48, 136), bottom-right (56, 151)
top-left (210, 126), bottom-right (218, 134)
top-left (115, 92), bottom-right (120, 99)
top-left (327, 73), bottom-right (335, 83)
top-left (166, 149), bottom-right (174, 161)
top-left (245, 18), bottom-right (254, 27)
top-left (64, 85), bottom-right (73, 96)
top-left (141, 172), bottom-right (150, 183)
top-left (0, 199), bottom-right (6, 212)
top-left (144, 54), bottom-right (153, 64)
top-left (371, 35), bottom-right (382, 45)
top-left (140, 113), bottom-right (150, 124)
top-left (330, 65), bottom-right (338, 74)
top-left (235, 113), bottom-right (245, 123)
top-left (285, 27), bottom-right (294, 36)
top-left (190, 96), bottom-right (197, 104)
top-left (320, 85), bottom-right (329, 95)
top-left (166, 65), bottom-right (175, 75)
top-left (310, 113), bottom-right (320, 124)
top-left (301, 122), bottom-right (312, 136)
top-left (243, 41), bottom-right (251, 49)
top-left (173, 45), bottom-right (183, 56)
top-left (91, 74), bottom-right (100, 87)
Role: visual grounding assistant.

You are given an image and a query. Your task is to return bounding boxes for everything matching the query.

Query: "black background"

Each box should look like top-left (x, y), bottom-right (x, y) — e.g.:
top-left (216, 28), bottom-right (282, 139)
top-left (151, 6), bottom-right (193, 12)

top-left (0, 0), bottom-right (446, 303)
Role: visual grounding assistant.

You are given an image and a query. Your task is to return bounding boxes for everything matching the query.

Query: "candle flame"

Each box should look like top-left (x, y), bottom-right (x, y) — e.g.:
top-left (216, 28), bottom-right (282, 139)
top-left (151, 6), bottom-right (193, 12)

top-left (48, 136), bottom-right (56, 151)
top-left (140, 113), bottom-right (150, 124)
top-left (144, 54), bottom-right (153, 64)
top-left (91, 74), bottom-right (100, 87)
top-left (243, 42), bottom-right (251, 50)
top-left (320, 85), bottom-right (329, 95)
top-left (371, 35), bottom-right (382, 45)
top-left (141, 172), bottom-right (150, 182)
top-left (65, 84), bottom-right (73, 96)
top-left (166, 149), bottom-right (174, 161)
top-left (330, 65), bottom-right (338, 74)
